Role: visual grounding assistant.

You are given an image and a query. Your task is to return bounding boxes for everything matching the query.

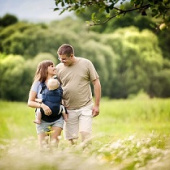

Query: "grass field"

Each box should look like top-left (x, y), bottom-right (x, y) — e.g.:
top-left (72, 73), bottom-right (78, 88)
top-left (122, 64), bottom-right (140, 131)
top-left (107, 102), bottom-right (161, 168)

top-left (0, 98), bottom-right (170, 170)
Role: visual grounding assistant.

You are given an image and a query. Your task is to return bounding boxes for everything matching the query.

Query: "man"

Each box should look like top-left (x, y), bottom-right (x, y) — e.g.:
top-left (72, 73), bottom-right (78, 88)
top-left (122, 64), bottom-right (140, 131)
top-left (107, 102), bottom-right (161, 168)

top-left (56, 44), bottom-right (101, 145)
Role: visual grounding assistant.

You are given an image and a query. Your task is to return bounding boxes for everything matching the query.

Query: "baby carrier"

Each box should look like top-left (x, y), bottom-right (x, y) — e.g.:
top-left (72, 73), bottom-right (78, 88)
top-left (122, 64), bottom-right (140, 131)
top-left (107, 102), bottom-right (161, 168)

top-left (40, 81), bottom-right (63, 122)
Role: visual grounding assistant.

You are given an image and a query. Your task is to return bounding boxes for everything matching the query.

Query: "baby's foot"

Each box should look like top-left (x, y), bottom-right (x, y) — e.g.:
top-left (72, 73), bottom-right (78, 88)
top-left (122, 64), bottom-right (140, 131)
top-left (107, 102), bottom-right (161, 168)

top-left (33, 120), bottom-right (41, 124)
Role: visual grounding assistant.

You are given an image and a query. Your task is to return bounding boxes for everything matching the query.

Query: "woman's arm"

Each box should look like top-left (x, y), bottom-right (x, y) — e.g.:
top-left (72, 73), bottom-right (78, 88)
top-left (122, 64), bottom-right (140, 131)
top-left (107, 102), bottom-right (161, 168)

top-left (28, 90), bottom-right (52, 116)
top-left (35, 98), bottom-right (42, 103)
top-left (28, 91), bottom-right (42, 108)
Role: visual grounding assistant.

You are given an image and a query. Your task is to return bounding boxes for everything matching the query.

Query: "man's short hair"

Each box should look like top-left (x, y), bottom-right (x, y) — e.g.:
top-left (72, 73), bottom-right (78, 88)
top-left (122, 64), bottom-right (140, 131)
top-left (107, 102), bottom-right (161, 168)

top-left (57, 44), bottom-right (74, 57)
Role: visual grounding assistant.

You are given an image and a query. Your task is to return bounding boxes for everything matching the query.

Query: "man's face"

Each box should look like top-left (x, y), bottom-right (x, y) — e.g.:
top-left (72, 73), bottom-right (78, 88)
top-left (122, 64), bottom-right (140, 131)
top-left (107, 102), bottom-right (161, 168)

top-left (58, 54), bottom-right (73, 66)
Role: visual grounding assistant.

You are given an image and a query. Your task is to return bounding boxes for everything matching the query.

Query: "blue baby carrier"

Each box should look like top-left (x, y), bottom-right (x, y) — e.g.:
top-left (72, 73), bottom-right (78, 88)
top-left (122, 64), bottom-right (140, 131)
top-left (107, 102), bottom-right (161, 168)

top-left (40, 81), bottom-right (63, 122)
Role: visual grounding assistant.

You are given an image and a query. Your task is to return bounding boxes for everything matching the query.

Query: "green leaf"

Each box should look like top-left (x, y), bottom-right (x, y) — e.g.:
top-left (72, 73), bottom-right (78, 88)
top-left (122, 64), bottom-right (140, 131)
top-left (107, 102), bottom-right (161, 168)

top-left (61, 1), bottom-right (65, 7)
top-left (105, 6), bottom-right (110, 13)
top-left (91, 12), bottom-right (96, 20)
top-left (54, 8), bottom-right (60, 11)
top-left (152, 9), bottom-right (158, 17)
top-left (106, 14), bottom-right (111, 18)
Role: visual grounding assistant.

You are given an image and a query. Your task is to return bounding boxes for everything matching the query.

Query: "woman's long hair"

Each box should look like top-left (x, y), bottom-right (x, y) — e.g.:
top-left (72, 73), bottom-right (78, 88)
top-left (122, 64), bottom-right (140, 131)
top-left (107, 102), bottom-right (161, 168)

top-left (34, 60), bottom-right (54, 82)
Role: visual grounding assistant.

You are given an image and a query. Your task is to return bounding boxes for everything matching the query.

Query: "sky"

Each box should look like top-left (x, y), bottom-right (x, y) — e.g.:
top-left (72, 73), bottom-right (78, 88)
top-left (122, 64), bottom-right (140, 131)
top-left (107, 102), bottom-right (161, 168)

top-left (0, 0), bottom-right (71, 22)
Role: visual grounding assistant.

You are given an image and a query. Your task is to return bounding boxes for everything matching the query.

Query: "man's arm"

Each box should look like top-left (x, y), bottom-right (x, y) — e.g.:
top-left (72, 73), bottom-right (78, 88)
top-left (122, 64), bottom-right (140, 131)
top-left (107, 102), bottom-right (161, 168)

top-left (92, 78), bottom-right (101, 117)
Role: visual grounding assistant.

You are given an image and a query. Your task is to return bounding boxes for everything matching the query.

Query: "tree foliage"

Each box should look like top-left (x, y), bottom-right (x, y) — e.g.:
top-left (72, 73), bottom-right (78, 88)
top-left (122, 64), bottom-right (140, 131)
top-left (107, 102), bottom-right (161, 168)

top-left (0, 15), bottom-right (170, 100)
top-left (0, 53), bottom-right (57, 101)
top-left (76, 4), bottom-right (157, 33)
top-left (0, 13), bottom-right (18, 28)
top-left (54, 0), bottom-right (170, 27)
top-left (100, 27), bottom-right (163, 98)
top-left (0, 18), bottom-right (81, 58)
top-left (0, 55), bottom-right (28, 101)
top-left (75, 5), bottom-right (170, 61)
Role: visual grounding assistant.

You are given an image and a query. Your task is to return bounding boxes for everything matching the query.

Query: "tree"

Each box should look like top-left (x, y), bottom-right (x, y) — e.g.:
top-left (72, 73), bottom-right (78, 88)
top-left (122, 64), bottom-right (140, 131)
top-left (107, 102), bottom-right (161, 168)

top-left (54, 0), bottom-right (170, 27)
top-left (0, 14), bottom-right (18, 27)
top-left (0, 53), bottom-right (57, 101)
top-left (0, 55), bottom-right (27, 101)
top-left (158, 27), bottom-right (170, 60)
top-left (0, 19), bottom-right (81, 58)
top-left (100, 27), bottom-right (163, 98)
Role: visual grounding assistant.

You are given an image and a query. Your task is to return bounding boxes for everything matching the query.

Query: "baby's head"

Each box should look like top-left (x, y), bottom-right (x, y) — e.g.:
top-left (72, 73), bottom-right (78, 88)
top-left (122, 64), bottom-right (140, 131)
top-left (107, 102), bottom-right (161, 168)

top-left (47, 78), bottom-right (60, 90)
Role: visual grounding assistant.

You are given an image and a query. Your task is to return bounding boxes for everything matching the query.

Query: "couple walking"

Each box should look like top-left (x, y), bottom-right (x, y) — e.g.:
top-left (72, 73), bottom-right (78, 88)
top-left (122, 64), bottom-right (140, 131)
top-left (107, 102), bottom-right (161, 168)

top-left (28, 44), bottom-right (101, 148)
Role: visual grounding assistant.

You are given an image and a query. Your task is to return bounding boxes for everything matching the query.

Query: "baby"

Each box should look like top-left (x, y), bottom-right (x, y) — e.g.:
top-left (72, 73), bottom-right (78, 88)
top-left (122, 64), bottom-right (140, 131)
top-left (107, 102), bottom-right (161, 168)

top-left (34, 78), bottom-right (67, 124)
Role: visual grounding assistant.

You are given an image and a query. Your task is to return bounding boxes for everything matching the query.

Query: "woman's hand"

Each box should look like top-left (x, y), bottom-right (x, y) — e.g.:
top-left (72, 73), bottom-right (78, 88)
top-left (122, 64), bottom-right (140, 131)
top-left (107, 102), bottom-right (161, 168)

top-left (41, 103), bottom-right (52, 116)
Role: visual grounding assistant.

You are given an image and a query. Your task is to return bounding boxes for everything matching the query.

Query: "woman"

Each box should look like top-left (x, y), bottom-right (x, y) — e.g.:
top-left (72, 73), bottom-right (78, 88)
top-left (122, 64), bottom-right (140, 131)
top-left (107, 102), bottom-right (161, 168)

top-left (28, 60), bottom-right (64, 148)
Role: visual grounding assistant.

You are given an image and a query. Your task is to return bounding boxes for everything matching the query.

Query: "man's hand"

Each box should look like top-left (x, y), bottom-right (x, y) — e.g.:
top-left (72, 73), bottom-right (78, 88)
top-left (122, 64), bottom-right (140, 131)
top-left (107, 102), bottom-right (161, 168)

top-left (92, 106), bottom-right (99, 117)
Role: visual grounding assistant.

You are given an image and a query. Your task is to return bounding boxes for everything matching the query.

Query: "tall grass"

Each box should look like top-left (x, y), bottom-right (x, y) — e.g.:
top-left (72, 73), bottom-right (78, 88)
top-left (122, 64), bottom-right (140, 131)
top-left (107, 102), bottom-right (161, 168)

top-left (0, 99), bottom-right (170, 170)
top-left (0, 100), bottom-right (36, 140)
top-left (93, 98), bottom-right (170, 140)
top-left (1, 98), bottom-right (170, 140)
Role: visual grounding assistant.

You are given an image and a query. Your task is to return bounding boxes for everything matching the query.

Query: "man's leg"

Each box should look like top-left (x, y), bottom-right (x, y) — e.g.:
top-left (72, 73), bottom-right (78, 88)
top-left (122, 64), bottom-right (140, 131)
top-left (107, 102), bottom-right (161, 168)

top-left (79, 105), bottom-right (93, 142)
top-left (80, 131), bottom-right (91, 142)
top-left (64, 109), bottom-right (79, 145)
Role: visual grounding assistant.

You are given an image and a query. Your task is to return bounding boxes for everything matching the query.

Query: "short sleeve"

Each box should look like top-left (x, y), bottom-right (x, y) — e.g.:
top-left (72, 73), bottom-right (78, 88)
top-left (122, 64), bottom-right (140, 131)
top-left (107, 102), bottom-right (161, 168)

top-left (88, 60), bottom-right (99, 81)
top-left (30, 81), bottom-right (42, 99)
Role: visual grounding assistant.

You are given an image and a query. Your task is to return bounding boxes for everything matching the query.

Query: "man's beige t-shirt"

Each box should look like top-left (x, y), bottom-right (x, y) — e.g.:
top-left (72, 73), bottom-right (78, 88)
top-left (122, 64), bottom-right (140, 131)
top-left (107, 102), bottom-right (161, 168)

top-left (56, 57), bottom-right (99, 109)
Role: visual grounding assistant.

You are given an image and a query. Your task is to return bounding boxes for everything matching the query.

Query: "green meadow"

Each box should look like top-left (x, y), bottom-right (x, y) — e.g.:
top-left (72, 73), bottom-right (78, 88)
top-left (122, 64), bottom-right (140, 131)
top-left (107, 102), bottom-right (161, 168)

top-left (0, 99), bottom-right (170, 170)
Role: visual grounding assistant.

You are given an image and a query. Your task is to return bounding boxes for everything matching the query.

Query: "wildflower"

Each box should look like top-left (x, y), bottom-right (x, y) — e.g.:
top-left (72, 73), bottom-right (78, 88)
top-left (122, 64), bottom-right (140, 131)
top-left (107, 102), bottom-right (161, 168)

top-left (110, 140), bottom-right (122, 149)
top-left (58, 136), bottom-right (62, 140)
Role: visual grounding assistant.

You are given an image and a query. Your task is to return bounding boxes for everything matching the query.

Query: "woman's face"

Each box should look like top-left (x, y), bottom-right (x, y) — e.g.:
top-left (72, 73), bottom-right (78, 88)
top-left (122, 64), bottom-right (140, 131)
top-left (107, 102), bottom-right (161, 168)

top-left (47, 64), bottom-right (56, 76)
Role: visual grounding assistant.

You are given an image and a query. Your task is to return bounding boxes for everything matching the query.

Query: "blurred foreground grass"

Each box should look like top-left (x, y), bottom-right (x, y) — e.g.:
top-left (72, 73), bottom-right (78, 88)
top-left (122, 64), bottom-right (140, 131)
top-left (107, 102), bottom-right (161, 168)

top-left (0, 99), bottom-right (170, 170)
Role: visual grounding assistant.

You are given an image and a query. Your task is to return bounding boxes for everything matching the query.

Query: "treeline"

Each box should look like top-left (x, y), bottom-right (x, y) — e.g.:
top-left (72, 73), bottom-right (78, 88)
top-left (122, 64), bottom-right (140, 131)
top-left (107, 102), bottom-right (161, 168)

top-left (0, 13), bottom-right (170, 101)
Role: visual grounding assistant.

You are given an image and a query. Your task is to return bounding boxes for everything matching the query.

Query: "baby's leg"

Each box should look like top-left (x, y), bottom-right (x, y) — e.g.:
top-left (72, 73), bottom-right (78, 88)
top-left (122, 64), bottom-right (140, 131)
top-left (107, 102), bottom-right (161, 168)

top-left (34, 110), bottom-right (42, 124)
top-left (62, 113), bottom-right (68, 121)
top-left (60, 105), bottom-right (68, 121)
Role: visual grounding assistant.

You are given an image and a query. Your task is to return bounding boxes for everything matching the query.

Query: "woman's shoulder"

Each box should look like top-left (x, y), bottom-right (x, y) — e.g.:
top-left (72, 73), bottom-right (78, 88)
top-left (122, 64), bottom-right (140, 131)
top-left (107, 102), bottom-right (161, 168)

top-left (32, 80), bottom-right (41, 87)
top-left (31, 81), bottom-right (42, 92)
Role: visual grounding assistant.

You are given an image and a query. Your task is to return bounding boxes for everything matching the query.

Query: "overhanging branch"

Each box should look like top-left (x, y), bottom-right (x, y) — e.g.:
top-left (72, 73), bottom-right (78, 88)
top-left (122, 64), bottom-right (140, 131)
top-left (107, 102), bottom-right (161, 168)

top-left (90, 4), bottom-right (151, 26)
